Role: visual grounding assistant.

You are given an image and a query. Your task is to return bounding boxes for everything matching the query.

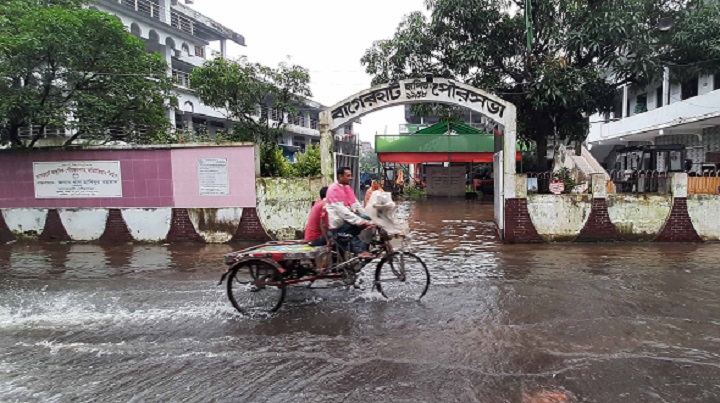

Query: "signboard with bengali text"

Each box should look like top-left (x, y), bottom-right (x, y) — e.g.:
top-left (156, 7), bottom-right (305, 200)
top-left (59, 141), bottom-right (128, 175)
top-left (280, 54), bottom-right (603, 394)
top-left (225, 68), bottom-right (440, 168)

top-left (198, 158), bottom-right (229, 196)
top-left (33, 161), bottom-right (122, 198)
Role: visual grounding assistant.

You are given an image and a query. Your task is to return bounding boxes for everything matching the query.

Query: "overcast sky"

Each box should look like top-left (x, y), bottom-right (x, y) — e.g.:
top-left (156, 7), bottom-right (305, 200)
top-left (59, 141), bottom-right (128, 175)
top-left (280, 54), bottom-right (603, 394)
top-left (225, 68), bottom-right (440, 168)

top-left (189, 0), bottom-right (428, 143)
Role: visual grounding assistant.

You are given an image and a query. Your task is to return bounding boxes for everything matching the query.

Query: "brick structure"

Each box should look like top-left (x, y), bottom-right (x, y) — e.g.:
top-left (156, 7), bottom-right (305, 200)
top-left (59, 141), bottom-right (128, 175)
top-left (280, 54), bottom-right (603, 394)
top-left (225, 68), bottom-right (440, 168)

top-left (504, 198), bottom-right (543, 243)
top-left (655, 198), bottom-right (703, 242)
top-left (576, 198), bottom-right (623, 242)
top-left (99, 209), bottom-right (134, 243)
top-left (39, 209), bottom-right (71, 242)
top-left (232, 207), bottom-right (270, 242)
top-left (0, 212), bottom-right (14, 243)
top-left (166, 208), bottom-right (205, 243)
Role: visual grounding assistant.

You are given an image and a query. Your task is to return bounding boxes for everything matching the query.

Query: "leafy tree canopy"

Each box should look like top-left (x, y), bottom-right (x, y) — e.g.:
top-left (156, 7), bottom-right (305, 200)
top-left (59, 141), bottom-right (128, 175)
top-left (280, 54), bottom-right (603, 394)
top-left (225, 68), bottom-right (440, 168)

top-left (190, 57), bottom-right (312, 145)
top-left (362, 0), bottom-right (720, 169)
top-left (0, 0), bottom-right (174, 147)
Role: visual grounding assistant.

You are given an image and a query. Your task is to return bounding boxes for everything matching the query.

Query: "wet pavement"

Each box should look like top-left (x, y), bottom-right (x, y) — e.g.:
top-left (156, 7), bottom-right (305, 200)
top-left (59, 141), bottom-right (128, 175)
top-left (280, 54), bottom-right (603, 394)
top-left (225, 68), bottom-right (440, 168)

top-left (1, 197), bottom-right (720, 402)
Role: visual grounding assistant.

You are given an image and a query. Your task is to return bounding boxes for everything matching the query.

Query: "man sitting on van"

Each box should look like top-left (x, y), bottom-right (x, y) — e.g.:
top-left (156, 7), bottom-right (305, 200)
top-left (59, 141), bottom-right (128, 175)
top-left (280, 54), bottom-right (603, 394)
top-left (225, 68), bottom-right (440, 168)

top-left (304, 186), bottom-right (329, 246)
top-left (325, 166), bottom-right (373, 258)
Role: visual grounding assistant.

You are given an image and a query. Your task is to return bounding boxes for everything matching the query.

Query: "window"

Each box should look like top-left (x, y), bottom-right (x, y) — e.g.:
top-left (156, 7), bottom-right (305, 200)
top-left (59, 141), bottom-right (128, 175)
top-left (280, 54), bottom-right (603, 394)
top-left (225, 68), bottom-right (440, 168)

top-left (681, 76), bottom-right (699, 100)
top-left (669, 150), bottom-right (683, 171)
top-left (656, 87), bottom-right (663, 108)
top-left (635, 93), bottom-right (647, 114)
top-left (613, 88), bottom-right (623, 118)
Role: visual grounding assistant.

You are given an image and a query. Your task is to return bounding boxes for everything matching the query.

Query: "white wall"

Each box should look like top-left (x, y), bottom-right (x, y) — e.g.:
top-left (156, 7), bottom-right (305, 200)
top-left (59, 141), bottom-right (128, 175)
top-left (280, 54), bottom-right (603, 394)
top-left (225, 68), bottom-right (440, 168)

top-left (589, 88), bottom-right (720, 143)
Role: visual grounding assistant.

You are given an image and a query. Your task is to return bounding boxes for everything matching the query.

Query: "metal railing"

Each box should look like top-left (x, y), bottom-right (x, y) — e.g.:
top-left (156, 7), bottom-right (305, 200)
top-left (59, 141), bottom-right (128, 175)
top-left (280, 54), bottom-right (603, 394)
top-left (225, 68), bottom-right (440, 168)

top-left (170, 11), bottom-right (194, 35)
top-left (172, 69), bottom-right (191, 88)
top-left (609, 170), bottom-right (669, 194)
top-left (250, 106), bottom-right (321, 131)
top-left (17, 124), bottom-right (150, 140)
top-left (290, 114), bottom-right (306, 127)
top-left (269, 108), bottom-right (283, 123)
top-left (116, 1), bottom-right (195, 36)
top-left (118, 0), bottom-right (162, 21)
top-left (334, 138), bottom-right (360, 156)
top-left (17, 125), bottom-right (68, 139)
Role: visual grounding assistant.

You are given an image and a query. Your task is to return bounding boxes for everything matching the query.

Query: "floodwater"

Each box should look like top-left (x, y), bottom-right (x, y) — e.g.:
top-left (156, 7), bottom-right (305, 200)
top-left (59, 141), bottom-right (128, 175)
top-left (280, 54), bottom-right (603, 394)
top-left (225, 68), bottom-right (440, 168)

top-left (1, 197), bottom-right (720, 402)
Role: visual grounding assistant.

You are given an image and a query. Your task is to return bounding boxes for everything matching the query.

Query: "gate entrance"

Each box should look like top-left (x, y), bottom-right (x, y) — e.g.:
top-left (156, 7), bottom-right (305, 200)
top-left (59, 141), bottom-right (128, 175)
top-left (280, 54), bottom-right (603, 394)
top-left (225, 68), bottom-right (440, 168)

top-left (319, 77), bottom-right (517, 238)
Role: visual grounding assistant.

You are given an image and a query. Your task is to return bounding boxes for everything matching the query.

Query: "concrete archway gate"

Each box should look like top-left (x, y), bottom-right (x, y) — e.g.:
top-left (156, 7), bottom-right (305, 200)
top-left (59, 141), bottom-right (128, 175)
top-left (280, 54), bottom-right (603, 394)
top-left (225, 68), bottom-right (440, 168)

top-left (318, 77), bottom-right (518, 238)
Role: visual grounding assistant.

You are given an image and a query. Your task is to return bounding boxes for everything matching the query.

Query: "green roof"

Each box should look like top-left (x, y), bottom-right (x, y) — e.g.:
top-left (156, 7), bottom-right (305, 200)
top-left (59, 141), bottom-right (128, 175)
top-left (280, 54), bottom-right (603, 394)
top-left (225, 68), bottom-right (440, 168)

top-left (415, 121), bottom-right (488, 135)
top-left (376, 134), bottom-right (495, 153)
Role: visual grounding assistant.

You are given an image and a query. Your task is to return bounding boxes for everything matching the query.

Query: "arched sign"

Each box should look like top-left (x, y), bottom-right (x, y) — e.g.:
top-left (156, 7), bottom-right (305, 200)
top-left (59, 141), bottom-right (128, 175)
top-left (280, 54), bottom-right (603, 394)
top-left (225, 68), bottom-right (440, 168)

top-left (318, 77), bottom-right (519, 236)
top-left (326, 77), bottom-right (515, 131)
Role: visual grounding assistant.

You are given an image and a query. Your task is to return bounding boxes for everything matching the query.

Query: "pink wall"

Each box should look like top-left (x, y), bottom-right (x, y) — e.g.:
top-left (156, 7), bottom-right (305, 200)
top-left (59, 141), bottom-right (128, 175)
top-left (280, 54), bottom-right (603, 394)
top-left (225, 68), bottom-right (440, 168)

top-left (170, 146), bottom-right (256, 208)
top-left (0, 149), bottom-right (174, 208)
top-left (0, 145), bottom-right (256, 209)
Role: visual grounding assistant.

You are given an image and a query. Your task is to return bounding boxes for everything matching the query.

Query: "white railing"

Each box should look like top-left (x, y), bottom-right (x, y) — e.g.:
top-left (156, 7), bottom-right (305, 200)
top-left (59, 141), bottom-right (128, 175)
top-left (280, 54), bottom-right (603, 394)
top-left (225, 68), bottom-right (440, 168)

top-left (170, 11), bottom-right (194, 35)
top-left (172, 69), bottom-right (191, 88)
top-left (116, 1), bottom-right (195, 36)
top-left (17, 125), bottom-right (67, 138)
top-left (17, 124), bottom-right (149, 139)
top-left (118, 0), bottom-right (162, 21)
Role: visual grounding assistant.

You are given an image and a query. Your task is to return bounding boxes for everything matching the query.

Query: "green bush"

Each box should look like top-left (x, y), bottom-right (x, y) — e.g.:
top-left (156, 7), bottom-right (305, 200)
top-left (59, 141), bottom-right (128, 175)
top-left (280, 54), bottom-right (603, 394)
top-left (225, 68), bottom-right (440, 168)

top-left (553, 167), bottom-right (577, 194)
top-left (260, 143), bottom-right (292, 177)
top-left (403, 184), bottom-right (427, 200)
top-left (292, 144), bottom-right (321, 177)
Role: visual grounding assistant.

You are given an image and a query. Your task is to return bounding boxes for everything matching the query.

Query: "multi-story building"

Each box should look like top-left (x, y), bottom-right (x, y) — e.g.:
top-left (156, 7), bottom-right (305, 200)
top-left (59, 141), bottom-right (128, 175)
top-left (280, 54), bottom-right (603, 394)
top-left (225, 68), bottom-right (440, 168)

top-left (587, 69), bottom-right (720, 173)
top-left (88, 0), bottom-right (348, 157)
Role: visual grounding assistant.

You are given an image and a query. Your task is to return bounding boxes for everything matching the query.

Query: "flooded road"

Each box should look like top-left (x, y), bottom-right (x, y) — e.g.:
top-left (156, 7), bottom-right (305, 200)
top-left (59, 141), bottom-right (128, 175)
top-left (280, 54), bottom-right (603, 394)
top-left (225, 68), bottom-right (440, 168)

top-left (1, 198), bottom-right (720, 402)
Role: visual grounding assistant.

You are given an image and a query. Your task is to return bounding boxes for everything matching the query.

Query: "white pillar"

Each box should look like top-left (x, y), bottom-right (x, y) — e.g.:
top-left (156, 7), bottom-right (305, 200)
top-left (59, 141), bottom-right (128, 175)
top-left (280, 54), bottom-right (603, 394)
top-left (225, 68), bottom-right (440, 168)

top-left (220, 39), bottom-right (227, 58)
top-left (167, 108), bottom-right (176, 129)
top-left (662, 66), bottom-right (670, 107)
top-left (503, 105), bottom-right (518, 199)
top-left (622, 84), bottom-right (629, 118)
top-left (159, 0), bottom-right (171, 24)
top-left (319, 110), bottom-right (334, 186)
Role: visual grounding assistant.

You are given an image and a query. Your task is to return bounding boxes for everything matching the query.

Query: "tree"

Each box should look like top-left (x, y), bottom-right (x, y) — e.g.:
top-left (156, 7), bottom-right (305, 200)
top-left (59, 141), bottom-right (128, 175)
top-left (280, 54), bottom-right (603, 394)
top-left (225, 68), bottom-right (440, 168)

top-left (362, 0), bottom-right (720, 170)
top-left (191, 57), bottom-right (312, 176)
top-left (360, 147), bottom-right (380, 175)
top-left (190, 57), bottom-right (312, 176)
top-left (0, 0), bottom-right (174, 147)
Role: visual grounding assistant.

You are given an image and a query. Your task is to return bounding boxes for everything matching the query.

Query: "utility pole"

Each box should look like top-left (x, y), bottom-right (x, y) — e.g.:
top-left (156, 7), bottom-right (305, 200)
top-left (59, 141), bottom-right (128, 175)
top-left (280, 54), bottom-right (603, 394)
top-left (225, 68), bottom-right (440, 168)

top-left (525, 0), bottom-right (533, 56)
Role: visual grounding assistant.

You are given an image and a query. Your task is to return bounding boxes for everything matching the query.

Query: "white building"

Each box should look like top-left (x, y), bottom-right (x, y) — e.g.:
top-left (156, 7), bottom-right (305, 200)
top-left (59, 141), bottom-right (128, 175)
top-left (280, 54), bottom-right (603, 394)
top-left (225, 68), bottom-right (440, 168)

top-left (587, 68), bottom-right (720, 173)
top-left (91, 0), bottom-right (352, 157)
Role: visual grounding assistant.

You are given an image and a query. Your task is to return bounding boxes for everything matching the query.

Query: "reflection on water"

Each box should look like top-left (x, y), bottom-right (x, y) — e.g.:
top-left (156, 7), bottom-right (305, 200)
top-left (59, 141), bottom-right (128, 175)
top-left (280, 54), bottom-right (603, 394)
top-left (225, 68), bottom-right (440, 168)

top-left (1, 198), bottom-right (719, 402)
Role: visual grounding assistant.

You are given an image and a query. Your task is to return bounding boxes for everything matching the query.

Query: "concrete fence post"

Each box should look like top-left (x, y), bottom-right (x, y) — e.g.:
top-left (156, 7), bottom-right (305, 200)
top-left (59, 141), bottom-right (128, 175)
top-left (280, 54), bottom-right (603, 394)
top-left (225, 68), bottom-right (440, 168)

top-left (319, 110), bottom-right (334, 186)
top-left (254, 144), bottom-right (261, 177)
top-left (514, 173), bottom-right (528, 199)
top-left (591, 174), bottom-right (608, 199)
top-left (670, 172), bottom-right (688, 198)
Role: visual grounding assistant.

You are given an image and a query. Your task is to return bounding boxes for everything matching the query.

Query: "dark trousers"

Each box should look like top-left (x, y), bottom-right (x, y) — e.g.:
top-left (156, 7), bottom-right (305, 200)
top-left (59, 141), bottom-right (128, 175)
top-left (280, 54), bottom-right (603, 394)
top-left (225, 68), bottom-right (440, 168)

top-left (309, 236), bottom-right (327, 247)
top-left (331, 213), bottom-right (371, 254)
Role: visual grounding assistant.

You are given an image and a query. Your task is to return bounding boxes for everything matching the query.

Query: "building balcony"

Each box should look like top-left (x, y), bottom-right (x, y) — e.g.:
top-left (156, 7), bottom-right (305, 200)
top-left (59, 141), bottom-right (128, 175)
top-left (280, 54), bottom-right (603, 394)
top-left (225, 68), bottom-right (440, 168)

top-left (116, 0), bottom-right (162, 21)
top-left (589, 89), bottom-right (720, 145)
top-left (172, 69), bottom-right (191, 89)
